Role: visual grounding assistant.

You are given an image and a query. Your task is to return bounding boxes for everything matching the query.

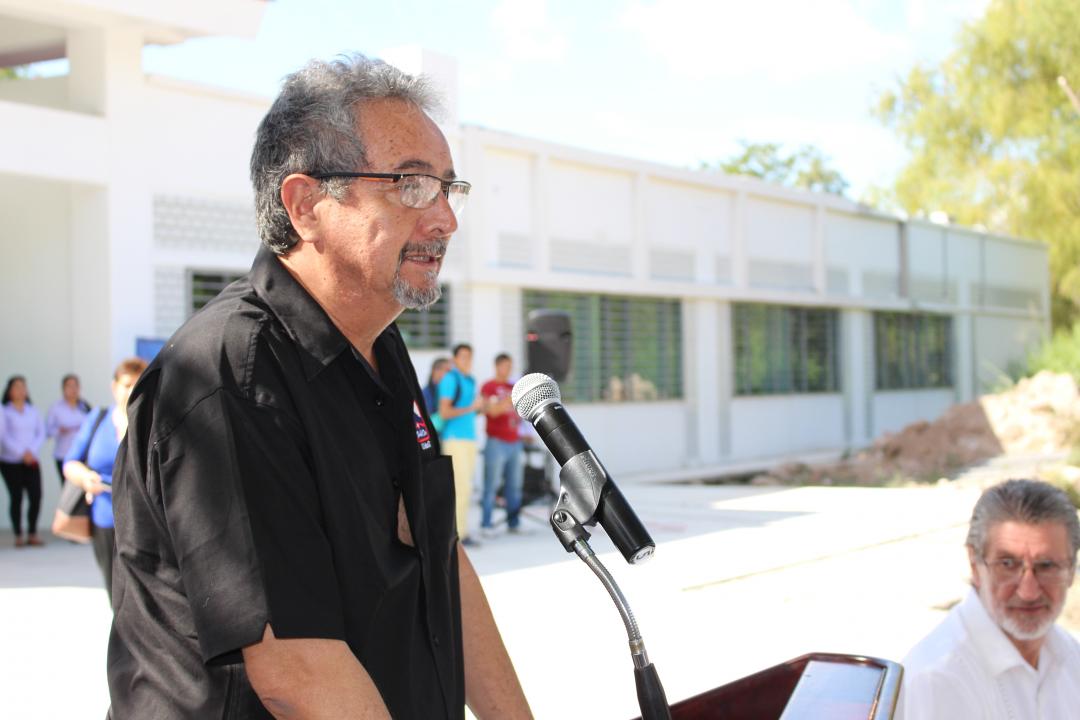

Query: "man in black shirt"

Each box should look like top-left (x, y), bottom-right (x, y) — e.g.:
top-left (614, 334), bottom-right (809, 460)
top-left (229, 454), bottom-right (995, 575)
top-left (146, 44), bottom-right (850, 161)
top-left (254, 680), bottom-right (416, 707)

top-left (107, 55), bottom-right (532, 719)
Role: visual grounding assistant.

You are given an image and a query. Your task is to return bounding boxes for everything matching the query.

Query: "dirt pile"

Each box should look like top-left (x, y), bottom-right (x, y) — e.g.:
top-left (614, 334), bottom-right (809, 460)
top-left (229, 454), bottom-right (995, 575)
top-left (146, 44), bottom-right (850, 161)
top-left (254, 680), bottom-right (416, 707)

top-left (760, 371), bottom-right (1080, 486)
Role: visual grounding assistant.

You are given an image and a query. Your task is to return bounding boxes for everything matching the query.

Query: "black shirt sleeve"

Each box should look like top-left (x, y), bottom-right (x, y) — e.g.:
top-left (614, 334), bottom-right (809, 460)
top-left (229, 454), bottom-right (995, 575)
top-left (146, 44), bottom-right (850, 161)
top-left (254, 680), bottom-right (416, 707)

top-left (155, 387), bottom-right (346, 664)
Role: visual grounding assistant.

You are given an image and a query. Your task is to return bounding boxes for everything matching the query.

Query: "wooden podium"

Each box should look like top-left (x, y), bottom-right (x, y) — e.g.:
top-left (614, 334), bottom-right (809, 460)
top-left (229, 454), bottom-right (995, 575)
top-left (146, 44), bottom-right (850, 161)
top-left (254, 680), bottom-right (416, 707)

top-left (642, 653), bottom-right (902, 720)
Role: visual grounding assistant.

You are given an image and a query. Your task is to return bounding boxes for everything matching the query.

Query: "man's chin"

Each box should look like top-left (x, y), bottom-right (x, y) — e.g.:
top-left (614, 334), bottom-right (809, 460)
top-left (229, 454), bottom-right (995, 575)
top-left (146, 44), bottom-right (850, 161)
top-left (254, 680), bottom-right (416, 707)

top-left (1001, 610), bottom-right (1056, 641)
top-left (393, 278), bottom-right (442, 310)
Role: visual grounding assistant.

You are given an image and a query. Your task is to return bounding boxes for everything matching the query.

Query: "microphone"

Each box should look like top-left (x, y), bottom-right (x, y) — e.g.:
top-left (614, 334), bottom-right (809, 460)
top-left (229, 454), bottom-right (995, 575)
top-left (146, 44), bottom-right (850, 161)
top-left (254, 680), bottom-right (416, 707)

top-left (512, 373), bottom-right (655, 564)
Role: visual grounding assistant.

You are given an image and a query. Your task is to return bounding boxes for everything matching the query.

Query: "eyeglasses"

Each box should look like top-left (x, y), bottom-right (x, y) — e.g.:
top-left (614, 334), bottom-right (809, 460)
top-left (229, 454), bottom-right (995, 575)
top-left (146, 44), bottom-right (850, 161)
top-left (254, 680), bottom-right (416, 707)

top-left (310, 172), bottom-right (471, 217)
top-left (980, 556), bottom-right (1076, 586)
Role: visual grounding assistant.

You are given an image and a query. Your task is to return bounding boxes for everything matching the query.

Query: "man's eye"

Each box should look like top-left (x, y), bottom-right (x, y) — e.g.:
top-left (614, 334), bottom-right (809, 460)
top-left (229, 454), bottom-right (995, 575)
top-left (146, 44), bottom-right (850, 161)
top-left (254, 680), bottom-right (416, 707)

top-left (999, 558), bottom-right (1019, 569)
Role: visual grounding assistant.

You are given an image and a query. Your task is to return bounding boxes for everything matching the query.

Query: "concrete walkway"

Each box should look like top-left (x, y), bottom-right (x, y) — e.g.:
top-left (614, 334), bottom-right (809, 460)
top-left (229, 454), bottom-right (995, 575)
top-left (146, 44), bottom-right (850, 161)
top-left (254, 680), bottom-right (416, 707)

top-left (0, 481), bottom-right (1014, 719)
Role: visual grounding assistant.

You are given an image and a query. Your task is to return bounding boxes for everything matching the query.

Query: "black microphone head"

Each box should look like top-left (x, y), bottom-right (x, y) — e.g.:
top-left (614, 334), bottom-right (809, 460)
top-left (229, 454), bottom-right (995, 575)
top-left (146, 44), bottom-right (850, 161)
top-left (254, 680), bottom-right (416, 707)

top-left (512, 373), bottom-right (560, 422)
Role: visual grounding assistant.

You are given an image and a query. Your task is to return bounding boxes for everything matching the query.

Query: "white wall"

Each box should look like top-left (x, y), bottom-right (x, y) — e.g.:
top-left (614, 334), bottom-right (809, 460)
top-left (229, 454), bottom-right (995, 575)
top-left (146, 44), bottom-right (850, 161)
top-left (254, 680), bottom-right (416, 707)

top-left (871, 389), bottom-right (956, 437)
top-left (0, 174), bottom-right (109, 515)
top-left (973, 315), bottom-right (1045, 391)
top-left (729, 395), bottom-right (846, 460)
top-left (745, 196), bottom-right (815, 291)
top-left (569, 402), bottom-right (690, 475)
top-left (142, 78), bottom-right (267, 197)
top-left (824, 212), bottom-right (900, 300)
top-left (644, 178), bottom-right (733, 283)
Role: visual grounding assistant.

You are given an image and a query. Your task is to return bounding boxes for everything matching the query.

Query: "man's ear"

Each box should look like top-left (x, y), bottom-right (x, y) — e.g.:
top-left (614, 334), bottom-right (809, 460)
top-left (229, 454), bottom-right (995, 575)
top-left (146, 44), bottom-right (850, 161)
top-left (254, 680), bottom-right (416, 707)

top-left (280, 174), bottom-right (326, 243)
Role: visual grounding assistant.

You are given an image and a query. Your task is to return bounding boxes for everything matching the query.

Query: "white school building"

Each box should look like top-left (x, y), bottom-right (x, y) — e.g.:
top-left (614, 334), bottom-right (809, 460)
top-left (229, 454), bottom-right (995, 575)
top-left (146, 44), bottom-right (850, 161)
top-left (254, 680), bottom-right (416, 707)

top-left (0, 1), bottom-right (1049, 529)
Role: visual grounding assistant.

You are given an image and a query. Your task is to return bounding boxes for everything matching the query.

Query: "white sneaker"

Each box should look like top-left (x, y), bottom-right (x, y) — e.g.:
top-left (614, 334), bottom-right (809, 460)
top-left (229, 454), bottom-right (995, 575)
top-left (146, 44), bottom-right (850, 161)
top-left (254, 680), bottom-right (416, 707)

top-left (480, 526), bottom-right (499, 539)
top-left (507, 525), bottom-right (534, 536)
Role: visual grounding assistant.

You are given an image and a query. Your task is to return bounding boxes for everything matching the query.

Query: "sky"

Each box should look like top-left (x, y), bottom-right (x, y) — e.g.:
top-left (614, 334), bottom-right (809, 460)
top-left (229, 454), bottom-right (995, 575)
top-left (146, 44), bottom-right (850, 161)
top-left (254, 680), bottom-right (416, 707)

top-left (142, 0), bottom-right (992, 200)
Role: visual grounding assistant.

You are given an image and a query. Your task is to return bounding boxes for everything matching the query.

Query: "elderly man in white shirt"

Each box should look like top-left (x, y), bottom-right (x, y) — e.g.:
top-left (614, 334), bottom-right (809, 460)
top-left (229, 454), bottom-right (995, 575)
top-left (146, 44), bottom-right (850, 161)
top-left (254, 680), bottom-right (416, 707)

top-left (899, 478), bottom-right (1080, 719)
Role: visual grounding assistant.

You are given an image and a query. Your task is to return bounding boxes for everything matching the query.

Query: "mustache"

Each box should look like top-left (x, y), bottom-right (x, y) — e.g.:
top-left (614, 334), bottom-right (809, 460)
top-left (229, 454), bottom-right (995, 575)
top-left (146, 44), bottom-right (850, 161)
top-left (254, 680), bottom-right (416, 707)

top-left (1007, 600), bottom-right (1050, 609)
top-left (398, 239), bottom-right (448, 261)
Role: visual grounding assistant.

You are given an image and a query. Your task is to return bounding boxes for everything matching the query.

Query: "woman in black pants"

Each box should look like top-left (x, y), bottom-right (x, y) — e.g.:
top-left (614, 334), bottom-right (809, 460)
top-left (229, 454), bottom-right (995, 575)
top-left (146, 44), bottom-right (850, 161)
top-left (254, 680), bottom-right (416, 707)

top-left (62, 358), bottom-right (147, 602)
top-left (0, 376), bottom-right (46, 547)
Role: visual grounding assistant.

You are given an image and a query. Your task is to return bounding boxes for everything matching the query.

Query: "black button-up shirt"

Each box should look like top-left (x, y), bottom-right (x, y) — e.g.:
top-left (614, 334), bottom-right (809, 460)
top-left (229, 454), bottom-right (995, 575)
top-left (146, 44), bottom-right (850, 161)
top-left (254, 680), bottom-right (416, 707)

top-left (107, 246), bottom-right (463, 719)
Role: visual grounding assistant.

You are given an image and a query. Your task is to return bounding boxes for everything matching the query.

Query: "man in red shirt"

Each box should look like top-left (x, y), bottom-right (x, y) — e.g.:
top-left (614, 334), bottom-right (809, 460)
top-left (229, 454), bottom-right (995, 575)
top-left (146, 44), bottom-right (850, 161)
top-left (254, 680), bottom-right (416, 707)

top-left (480, 353), bottom-right (525, 537)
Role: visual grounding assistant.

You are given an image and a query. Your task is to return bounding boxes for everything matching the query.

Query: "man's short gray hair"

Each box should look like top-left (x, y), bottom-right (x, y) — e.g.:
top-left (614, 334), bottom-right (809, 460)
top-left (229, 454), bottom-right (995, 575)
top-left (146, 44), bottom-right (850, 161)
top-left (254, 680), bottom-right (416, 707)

top-left (966, 479), bottom-right (1080, 559)
top-left (250, 53), bottom-right (441, 254)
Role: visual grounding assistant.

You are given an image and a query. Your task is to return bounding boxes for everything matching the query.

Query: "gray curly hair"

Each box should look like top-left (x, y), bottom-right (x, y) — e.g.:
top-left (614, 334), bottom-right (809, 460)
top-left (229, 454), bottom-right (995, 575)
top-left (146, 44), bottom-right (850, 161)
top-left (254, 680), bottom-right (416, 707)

top-left (966, 479), bottom-right (1080, 559)
top-left (250, 53), bottom-right (441, 254)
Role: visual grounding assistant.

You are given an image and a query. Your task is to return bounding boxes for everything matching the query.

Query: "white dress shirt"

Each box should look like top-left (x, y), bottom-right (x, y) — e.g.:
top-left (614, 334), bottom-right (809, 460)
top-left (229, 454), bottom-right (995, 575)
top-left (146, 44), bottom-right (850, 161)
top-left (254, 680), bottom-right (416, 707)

top-left (898, 588), bottom-right (1080, 719)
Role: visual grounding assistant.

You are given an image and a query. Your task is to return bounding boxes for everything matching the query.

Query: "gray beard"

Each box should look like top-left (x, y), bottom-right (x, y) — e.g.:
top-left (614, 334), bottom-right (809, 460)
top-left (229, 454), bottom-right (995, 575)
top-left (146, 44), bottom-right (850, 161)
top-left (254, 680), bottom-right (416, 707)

top-left (393, 239), bottom-right (447, 310)
top-left (978, 581), bottom-right (1060, 641)
top-left (393, 269), bottom-right (442, 310)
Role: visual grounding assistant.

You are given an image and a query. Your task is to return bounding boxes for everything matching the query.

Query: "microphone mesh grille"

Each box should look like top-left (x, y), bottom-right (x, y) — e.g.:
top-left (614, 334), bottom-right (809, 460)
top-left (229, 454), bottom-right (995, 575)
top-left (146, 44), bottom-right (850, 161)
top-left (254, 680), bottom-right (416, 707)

top-left (511, 373), bottom-right (561, 420)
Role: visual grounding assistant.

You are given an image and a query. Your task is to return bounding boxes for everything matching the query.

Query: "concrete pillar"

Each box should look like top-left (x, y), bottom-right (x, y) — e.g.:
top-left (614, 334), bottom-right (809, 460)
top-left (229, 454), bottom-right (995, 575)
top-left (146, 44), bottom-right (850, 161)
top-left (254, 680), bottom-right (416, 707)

top-left (954, 274), bottom-right (975, 403)
top-left (631, 172), bottom-right (648, 281)
top-left (843, 309), bottom-right (872, 448)
top-left (67, 26), bottom-right (155, 365)
top-left (812, 205), bottom-right (826, 295)
top-left (533, 153), bottom-right (551, 273)
top-left (731, 190), bottom-right (747, 288)
top-left (715, 300), bottom-right (733, 459)
top-left (468, 285), bottom-right (504, 378)
top-left (69, 185), bottom-right (114, 394)
top-left (686, 300), bottom-right (721, 464)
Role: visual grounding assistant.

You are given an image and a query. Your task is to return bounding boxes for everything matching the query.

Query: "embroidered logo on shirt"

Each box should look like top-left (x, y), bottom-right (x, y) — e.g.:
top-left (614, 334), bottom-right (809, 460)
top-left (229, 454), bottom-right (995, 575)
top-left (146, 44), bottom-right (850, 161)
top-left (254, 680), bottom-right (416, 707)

top-left (413, 401), bottom-right (433, 451)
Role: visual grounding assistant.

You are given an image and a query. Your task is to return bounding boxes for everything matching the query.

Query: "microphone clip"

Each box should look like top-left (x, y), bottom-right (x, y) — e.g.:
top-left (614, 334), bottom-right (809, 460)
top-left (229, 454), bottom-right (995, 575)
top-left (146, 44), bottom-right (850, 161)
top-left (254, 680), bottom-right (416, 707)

top-left (548, 449), bottom-right (610, 551)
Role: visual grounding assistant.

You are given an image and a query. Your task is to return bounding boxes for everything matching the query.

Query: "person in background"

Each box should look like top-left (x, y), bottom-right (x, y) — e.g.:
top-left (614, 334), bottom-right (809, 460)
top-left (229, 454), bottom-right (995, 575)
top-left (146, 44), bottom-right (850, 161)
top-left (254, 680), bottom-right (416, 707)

top-left (0, 376), bottom-right (46, 547)
top-left (46, 373), bottom-right (90, 487)
top-left (898, 478), bottom-right (1080, 718)
top-left (479, 353), bottom-right (525, 538)
top-left (422, 356), bottom-right (451, 434)
top-left (439, 342), bottom-right (483, 548)
top-left (62, 358), bottom-right (147, 603)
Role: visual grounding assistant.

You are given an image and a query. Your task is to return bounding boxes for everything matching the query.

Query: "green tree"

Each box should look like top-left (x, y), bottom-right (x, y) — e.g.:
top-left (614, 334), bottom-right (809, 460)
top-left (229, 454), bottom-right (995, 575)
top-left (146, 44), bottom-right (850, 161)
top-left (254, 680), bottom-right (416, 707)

top-left (875, 0), bottom-right (1080, 327)
top-left (705, 141), bottom-right (849, 196)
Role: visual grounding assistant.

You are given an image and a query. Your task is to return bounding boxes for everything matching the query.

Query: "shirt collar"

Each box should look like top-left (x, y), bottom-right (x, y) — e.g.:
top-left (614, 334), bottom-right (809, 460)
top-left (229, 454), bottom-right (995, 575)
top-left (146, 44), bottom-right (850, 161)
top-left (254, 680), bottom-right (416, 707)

top-left (248, 244), bottom-right (351, 380)
top-left (959, 586), bottom-right (1042, 677)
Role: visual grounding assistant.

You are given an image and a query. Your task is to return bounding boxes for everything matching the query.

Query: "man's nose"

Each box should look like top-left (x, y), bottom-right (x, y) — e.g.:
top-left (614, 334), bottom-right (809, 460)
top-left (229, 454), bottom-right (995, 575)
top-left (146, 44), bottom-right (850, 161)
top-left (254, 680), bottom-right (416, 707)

top-left (1015, 565), bottom-right (1044, 600)
top-left (424, 191), bottom-right (458, 237)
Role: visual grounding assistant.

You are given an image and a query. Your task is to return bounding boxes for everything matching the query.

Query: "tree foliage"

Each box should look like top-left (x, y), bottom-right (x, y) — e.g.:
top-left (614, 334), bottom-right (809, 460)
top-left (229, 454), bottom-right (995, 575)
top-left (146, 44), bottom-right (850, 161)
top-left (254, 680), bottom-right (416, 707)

top-left (876, 0), bottom-right (1080, 327)
top-left (705, 141), bottom-right (849, 196)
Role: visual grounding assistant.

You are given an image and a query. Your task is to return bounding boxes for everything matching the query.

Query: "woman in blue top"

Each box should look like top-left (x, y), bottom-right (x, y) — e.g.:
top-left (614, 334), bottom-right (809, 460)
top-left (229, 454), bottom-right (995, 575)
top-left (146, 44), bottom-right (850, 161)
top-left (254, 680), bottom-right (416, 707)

top-left (63, 357), bottom-right (147, 602)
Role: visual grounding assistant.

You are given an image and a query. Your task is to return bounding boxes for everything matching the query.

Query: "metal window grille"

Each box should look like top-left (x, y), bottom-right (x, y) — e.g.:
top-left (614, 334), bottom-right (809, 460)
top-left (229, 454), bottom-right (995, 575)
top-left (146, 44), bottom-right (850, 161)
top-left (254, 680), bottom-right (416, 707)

top-left (523, 290), bottom-right (683, 403)
top-left (733, 303), bottom-right (840, 395)
top-left (189, 271), bottom-right (245, 315)
top-left (874, 312), bottom-right (953, 390)
top-left (396, 286), bottom-right (451, 349)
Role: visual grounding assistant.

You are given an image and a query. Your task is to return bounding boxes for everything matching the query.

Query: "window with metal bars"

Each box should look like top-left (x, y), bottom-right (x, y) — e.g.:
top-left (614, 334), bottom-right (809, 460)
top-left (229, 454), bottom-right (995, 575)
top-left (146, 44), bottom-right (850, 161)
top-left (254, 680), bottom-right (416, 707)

top-left (396, 286), bottom-right (451, 349)
top-left (522, 290), bottom-right (683, 402)
top-left (733, 303), bottom-right (840, 395)
top-left (189, 271), bottom-right (245, 315)
top-left (874, 312), bottom-right (952, 390)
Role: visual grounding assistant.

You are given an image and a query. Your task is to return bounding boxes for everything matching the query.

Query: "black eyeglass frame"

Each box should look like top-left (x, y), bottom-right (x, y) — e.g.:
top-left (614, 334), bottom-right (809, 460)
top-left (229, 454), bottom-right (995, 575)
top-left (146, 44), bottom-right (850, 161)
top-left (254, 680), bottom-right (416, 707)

top-left (308, 171), bottom-right (471, 206)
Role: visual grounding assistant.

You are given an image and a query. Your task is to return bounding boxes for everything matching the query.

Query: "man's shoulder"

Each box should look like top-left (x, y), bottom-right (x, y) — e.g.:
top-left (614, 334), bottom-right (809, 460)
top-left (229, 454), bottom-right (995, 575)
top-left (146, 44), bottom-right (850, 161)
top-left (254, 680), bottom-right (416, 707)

top-left (902, 604), bottom-right (974, 678)
top-left (1048, 624), bottom-right (1080, 666)
top-left (135, 279), bottom-right (291, 429)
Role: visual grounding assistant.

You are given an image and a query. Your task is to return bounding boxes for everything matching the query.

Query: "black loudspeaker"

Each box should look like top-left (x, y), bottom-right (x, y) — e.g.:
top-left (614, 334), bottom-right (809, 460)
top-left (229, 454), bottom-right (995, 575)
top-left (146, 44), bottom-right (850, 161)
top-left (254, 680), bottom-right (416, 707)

top-left (526, 309), bottom-right (572, 383)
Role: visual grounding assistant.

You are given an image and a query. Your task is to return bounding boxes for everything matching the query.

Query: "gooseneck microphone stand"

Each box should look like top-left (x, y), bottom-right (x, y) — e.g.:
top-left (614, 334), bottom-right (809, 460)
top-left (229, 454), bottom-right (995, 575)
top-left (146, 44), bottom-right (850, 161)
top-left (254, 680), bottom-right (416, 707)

top-left (549, 477), bottom-right (671, 720)
top-left (513, 373), bottom-right (670, 719)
